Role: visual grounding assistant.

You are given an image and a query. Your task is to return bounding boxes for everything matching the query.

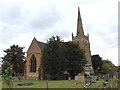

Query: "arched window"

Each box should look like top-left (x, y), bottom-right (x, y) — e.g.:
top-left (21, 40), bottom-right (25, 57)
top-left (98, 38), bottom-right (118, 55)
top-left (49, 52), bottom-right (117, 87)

top-left (30, 55), bottom-right (36, 72)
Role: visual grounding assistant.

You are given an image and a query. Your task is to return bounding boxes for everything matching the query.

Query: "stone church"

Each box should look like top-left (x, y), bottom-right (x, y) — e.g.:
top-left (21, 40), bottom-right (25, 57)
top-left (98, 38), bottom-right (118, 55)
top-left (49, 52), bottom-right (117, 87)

top-left (25, 7), bottom-right (92, 80)
top-left (72, 7), bottom-right (92, 64)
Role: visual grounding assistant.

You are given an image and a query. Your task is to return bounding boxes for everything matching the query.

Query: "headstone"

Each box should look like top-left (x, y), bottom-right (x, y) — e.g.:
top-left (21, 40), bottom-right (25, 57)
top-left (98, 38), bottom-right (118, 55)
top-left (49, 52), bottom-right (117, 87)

top-left (85, 76), bottom-right (92, 85)
top-left (91, 76), bottom-right (96, 83)
top-left (113, 72), bottom-right (118, 79)
top-left (18, 74), bottom-right (22, 81)
top-left (75, 73), bottom-right (85, 82)
top-left (104, 73), bottom-right (109, 81)
top-left (78, 76), bottom-right (85, 82)
top-left (75, 76), bottom-right (78, 80)
top-left (63, 71), bottom-right (69, 80)
top-left (68, 76), bottom-right (71, 81)
top-left (9, 79), bottom-right (14, 88)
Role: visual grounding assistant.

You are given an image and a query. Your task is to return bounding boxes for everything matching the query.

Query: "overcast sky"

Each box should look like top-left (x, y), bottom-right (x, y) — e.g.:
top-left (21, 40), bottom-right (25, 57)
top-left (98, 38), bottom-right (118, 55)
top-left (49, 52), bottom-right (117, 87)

top-left (0, 0), bottom-right (118, 66)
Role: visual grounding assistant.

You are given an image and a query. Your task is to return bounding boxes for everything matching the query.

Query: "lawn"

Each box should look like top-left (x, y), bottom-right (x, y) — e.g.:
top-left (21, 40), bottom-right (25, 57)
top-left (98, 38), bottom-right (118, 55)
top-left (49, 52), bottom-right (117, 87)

top-left (2, 77), bottom-right (119, 89)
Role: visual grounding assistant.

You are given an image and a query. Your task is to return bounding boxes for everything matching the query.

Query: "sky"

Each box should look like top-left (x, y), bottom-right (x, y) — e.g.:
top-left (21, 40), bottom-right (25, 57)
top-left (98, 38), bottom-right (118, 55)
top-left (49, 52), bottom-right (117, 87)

top-left (0, 0), bottom-right (118, 66)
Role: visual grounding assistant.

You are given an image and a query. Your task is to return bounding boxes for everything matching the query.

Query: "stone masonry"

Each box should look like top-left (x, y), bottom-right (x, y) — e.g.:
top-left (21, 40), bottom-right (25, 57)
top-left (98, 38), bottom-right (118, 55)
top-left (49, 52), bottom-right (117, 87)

top-left (72, 7), bottom-right (92, 64)
top-left (25, 7), bottom-right (92, 80)
top-left (25, 37), bottom-right (45, 80)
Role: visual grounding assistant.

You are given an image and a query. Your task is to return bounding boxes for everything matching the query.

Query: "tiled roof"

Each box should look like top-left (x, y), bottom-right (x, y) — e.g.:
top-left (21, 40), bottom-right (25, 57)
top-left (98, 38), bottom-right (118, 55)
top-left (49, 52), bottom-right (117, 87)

top-left (37, 41), bottom-right (46, 51)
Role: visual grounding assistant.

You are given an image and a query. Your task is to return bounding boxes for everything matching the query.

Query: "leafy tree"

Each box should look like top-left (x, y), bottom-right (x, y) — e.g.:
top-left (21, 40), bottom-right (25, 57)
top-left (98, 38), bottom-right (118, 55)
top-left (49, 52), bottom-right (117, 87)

top-left (2, 61), bottom-right (13, 84)
top-left (42, 36), bottom-right (86, 79)
top-left (2, 45), bottom-right (25, 75)
top-left (117, 65), bottom-right (120, 72)
top-left (102, 59), bottom-right (115, 74)
top-left (91, 55), bottom-right (103, 74)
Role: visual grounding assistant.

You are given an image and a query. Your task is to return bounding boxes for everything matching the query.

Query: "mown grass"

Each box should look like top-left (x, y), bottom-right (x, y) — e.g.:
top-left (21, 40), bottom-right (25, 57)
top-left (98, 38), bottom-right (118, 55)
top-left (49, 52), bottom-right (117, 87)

top-left (2, 76), bottom-right (119, 89)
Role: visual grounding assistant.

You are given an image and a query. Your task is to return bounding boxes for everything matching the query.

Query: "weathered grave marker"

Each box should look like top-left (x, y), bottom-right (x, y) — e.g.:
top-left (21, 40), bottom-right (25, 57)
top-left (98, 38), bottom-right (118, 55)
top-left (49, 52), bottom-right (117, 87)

top-left (104, 73), bottom-right (109, 81)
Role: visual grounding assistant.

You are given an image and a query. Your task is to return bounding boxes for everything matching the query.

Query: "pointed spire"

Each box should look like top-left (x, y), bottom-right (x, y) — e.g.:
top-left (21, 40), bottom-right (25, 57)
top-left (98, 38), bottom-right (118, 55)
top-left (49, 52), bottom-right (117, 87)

top-left (77, 6), bottom-right (84, 36)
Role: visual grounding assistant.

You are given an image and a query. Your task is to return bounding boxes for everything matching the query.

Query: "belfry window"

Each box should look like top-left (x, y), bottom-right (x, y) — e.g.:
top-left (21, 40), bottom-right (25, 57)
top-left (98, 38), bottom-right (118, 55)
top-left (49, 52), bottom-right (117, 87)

top-left (30, 55), bottom-right (36, 72)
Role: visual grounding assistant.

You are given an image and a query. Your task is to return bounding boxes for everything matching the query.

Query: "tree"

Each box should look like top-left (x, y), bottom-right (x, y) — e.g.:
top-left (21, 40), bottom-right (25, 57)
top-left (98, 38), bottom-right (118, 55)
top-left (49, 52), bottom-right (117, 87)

top-left (64, 42), bottom-right (86, 78)
top-left (42, 36), bottom-right (86, 79)
top-left (117, 65), bottom-right (120, 72)
top-left (2, 45), bottom-right (25, 75)
top-left (42, 36), bottom-right (65, 79)
top-left (102, 59), bottom-right (115, 74)
top-left (2, 61), bottom-right (13, 84)
top-left (91, 55), bottom-right (103, 74)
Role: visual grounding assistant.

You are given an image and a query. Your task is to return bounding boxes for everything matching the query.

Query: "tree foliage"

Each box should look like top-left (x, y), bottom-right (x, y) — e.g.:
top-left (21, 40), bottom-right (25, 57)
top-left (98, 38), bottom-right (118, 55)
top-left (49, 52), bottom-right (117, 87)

top-left (117, 65), bottom-right (120, 72)
top-left (2, 45), bottom-right (25, 74)
top-left (92, 55), bottom-right (116, 74)
top-left (64, 42), bottom-right (86, 78)
top-left (91, 55), bottom-right (103, 74)
top-left (42, 36), bottom-right (86, 79)
top-left (102, 60), bottom-right (115, 74)
top-left (2, 61), bottom-right (13, 84)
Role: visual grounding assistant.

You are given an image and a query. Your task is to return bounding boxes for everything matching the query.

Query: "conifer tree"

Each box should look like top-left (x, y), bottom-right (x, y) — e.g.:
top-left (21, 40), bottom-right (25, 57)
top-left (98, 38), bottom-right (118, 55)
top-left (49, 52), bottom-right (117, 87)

top-left (2, 45), bottom-right (25, 75)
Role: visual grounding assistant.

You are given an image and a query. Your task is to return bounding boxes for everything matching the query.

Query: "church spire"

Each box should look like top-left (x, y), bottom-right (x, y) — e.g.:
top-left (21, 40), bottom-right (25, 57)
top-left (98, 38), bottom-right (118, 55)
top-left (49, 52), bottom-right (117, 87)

top-left (77, 7), bottom-right (84, 36)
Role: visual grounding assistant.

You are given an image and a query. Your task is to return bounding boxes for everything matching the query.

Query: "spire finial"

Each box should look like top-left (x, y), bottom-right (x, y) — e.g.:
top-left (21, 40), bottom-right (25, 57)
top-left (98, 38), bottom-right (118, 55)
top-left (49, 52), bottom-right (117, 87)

top-left (78, 6), bottom-right (80, 21)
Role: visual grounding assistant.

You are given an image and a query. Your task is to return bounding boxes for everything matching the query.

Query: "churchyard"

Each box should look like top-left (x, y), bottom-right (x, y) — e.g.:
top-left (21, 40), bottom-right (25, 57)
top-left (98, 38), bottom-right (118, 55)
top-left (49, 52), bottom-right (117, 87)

top-left (2, 76), bottom-right (119, 89)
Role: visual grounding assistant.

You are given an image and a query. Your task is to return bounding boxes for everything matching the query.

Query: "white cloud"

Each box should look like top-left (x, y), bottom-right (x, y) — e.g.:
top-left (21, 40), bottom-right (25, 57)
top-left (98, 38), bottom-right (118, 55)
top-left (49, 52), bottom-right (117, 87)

top-left (0, 0), bottom-right (118, 66)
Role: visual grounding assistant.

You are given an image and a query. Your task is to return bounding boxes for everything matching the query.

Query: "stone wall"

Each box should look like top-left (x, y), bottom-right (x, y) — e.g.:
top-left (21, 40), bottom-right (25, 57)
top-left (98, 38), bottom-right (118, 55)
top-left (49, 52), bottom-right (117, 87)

top-left (25, 37), bottom-right (44, 80)
top-left (26, 53), bottom-right (42, 80)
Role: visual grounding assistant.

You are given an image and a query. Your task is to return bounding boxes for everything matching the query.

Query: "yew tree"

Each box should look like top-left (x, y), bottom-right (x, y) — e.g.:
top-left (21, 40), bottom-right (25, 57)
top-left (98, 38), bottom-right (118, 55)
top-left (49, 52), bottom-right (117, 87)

top-left (42, 36), bottom-right (86, 79)
top-left (2, 45), bottom-right (25, 75)
top-left (91, 55), bottom-right (103, 74)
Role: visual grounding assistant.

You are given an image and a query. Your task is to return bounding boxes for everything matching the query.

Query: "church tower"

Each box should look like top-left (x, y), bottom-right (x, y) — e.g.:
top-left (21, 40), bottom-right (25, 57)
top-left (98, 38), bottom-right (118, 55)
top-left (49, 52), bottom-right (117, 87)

top-left (72, 7), bottom-right (92, 64)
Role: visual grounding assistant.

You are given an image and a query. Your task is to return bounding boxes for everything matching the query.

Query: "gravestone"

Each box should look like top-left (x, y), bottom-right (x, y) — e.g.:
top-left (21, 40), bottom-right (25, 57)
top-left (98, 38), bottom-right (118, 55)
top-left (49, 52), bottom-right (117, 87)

top-left (75, 76), bottom-right (78, 80)
top-left (63, 71), bottom-right (69, 80)
top-left (85, 76), bottom-right (92, 85)
top-left (104, 73), bottom-right (109, 81)
top-left (75, 73), bottom-right (85, 82)
top-left (91, 76), bottom-right (96, 83)
top-left (18, 74), bottom-right (22, 81)
top-left (113, 72), bottom-right (118, 79)
top-left (9, 79), bottom-right (14, 88)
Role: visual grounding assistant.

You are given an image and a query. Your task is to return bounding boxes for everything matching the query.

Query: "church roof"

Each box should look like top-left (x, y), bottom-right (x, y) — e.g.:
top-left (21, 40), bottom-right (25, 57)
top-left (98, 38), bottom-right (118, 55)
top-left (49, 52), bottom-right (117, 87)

top-left (37, 41), bottom-right (46, 51)
top-left (27, 37), bottom-right (46, 54)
